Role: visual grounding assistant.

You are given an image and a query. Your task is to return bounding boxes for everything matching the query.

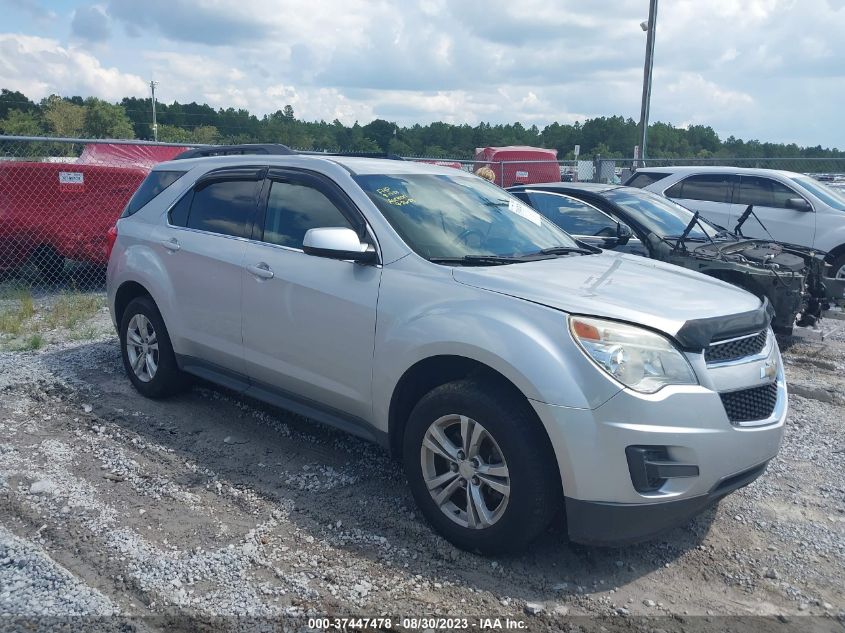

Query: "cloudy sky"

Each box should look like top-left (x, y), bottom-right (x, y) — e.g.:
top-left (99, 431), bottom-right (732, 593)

top-left (1, 0), bottom-right (844, 147)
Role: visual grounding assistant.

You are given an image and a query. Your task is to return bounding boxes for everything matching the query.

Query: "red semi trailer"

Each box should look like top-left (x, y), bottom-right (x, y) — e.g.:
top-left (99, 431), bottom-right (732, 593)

top-left (473, 146), bottom-right (559, 187)
top-left (0, 144), bottom-right (186, 278)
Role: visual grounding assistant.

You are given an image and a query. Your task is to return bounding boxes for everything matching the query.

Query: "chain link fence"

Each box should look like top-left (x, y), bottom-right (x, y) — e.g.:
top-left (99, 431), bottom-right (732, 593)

top-left (0, 136), bottom-right (197, 290)
top-left (403, 158), bottom-right (582, 186)
top-left (3, 134), bottom-right (844, 291)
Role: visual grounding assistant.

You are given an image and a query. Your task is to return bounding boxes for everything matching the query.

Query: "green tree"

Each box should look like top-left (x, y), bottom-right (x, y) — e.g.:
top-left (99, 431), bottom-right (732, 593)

top-left (156, 124), bottom-right (193, 143)
top-left (83, 97), bottom-right (135, 139)
top-left (42, 95), bottom-right (86, 138)
top-left (0, 89), bottom-right (37, 120)
top-left (191, 125), bottom-right (220, 145)
top-left (0, 109), bottom-right (43, 135)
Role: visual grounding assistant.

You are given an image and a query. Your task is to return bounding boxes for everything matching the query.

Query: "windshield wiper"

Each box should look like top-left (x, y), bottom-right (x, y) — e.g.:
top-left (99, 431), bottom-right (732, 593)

top-left (529, 246), bottom-right (596, 256)
top-left (428, 255), bottom-right (523, 266)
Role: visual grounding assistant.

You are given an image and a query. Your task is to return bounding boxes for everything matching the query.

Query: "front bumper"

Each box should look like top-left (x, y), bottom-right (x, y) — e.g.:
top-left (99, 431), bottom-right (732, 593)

top-left (564, 460), bottom-right (768, 545)
top-left (531, 339), bottom-right (787, 545)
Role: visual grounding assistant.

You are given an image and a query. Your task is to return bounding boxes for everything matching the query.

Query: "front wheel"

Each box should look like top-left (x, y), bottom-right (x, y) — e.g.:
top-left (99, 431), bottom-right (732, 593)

top-left (403, 378), bottom-right (561, 554)
top-left (119, 296), bottom-right (188, 399)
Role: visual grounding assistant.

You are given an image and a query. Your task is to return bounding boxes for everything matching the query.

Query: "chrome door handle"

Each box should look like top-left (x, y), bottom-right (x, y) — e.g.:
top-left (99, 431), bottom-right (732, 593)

top-left (246, 263), bottom-right (274, 279)
top-left (161, 238), bottom-right (180, 252)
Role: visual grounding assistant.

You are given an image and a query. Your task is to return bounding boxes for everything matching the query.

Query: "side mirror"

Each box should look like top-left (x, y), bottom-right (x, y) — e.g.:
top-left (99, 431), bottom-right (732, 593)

top-left (616, 223), bottom-right (633, 246)
top-left (302, 227), bottom-right (377, 263)
top-left (786, 197), bottom-right (812, 211)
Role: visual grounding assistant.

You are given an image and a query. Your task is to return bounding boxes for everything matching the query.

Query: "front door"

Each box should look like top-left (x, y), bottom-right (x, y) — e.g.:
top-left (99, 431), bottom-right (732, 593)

top-left (734, 175), bottom-right (816, 247)
top-left (241, 170), bottom-right (381, 421)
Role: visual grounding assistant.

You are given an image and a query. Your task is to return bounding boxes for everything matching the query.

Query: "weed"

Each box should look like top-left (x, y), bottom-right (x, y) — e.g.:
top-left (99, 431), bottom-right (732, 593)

top-left (44, 293), bottom-right (105, 330)
top-left (13, 333), bottom-right (44, 351)
top-left (0, 286), bottom-right (35, 335)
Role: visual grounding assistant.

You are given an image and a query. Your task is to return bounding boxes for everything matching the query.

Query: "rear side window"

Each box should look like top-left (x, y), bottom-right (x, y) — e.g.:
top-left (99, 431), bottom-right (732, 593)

top-left (262, 181), bottom-right (354, 248)
top-left (737, 176), bottom-right (800, 209)
top-left (625, 172), bottom-right (668, 188)
top-left (186, 179), bottom-right (259, 238)
top-left (168, 191), bottom-right (192, 227)
top-left (665, 174), bottom-right (734, 203)
top-left (122, 170), bottom-right (186, 217)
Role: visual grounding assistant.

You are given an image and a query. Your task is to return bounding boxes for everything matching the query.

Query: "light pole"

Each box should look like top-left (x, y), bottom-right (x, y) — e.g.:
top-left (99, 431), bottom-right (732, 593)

top-left (638, 0), bottom-right (658, 164)
top-left (149, 80), bottom-right (159, 142)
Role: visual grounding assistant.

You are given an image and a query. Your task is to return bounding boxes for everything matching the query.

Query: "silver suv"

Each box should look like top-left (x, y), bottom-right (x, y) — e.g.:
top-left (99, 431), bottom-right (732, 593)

top-left (107, 145), bottom-right (786, 553)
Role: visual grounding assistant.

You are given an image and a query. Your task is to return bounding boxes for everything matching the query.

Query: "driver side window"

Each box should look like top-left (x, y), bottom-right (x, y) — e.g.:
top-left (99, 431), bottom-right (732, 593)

top-left (527, 192), bottom-right (619, 237)
top-left (737, 177), bottom-right (802, 209)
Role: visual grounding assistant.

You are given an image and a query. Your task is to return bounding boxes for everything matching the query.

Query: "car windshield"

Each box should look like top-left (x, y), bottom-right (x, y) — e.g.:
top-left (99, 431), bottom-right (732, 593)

top-left (354, 173), bottom-right (581, 261)
top-left (789, 176), bottom-right (845, 211)
top-left (603, 187), bottom-right (719, 240)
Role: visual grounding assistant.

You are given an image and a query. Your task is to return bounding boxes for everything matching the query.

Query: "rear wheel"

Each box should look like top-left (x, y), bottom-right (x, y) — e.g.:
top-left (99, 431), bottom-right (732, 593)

top-left (119, 296), bottom-right (188, 399)
top-left (403, 378), bottom-right (560, 554)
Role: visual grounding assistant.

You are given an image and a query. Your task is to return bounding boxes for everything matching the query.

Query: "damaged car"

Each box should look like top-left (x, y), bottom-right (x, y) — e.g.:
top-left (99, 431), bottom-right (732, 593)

top-left (508, 183), bottom-right (842, 336)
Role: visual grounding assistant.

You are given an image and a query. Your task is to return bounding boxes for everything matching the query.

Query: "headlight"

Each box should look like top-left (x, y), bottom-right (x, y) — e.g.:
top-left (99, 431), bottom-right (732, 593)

top-left (569, 316), bottom-right (697, 394)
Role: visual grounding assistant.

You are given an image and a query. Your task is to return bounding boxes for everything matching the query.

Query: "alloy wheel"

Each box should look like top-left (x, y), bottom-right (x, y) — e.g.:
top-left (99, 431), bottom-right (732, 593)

top-left (126, 314), bottom-right (159, 383)
top-left (420, 414), bottom-right (510, 529)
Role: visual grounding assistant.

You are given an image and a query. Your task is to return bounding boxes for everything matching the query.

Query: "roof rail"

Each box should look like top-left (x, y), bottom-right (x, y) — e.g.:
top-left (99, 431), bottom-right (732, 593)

top-left (173, 144), bottom-right (296, 160)
top-left (299, 151), bottom-right (405, 161)
top-left (173, 145), bottom-right (406, 162)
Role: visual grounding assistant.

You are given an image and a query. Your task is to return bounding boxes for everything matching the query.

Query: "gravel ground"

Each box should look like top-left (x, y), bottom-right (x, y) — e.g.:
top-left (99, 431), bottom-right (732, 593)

top-left (0, 299), bottom-right (843, 632)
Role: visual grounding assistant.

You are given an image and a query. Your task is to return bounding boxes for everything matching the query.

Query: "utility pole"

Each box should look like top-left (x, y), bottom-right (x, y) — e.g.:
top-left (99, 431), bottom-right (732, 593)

top-left (149, 79), bottom-right (159, 142)
top-left (638, 0), bottom-right (658, 165)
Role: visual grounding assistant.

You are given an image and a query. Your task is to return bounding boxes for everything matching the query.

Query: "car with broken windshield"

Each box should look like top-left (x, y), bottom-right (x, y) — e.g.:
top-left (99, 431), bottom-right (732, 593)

top-left (509, 182), bottom-right (840, 336)
top-left (107, 145), bottom-right (786, 553)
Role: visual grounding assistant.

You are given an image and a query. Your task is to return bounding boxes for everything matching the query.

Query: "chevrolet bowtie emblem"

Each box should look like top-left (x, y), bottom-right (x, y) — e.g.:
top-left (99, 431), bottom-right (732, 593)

top-left (761, 359), bottom-right (777, 381)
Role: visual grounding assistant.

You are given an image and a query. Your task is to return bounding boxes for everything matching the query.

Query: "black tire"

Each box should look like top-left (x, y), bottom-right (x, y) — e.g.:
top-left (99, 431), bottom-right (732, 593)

top-left (403, 378), bottom-right (561, 554)
top-left (33, 245), bottom-right (65, 282)
top-left (119, 296), bottom-right (188, 399)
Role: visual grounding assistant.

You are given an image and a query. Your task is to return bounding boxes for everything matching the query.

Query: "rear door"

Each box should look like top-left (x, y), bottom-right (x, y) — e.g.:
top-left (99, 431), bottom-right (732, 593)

top-left (241, 169), bottom-right (381, 421)
top-left (154, 167), bottom-right (264, 375)
top-left (734, 175), bottom-right (816, 246)
top-left (663, 173), bottom-right (739, 230)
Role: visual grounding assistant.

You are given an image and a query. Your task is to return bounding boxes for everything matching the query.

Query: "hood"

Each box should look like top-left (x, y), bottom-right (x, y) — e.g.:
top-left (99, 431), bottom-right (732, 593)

top-left (693, 239), bottom-right (807, 272)
top-left (452, 252), bottom-right (762, 341)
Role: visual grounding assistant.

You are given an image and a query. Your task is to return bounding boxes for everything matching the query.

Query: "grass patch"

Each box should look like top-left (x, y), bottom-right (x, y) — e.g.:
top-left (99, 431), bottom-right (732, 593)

top-left (44, 292), bottom-right (105, 330)
top-left (12, 333), bottom-right (45, 351)
top-left (1, 288), bottom-right (105, 352)
top-left (69, 324), bottom-right (100, 341)
top-left (0, 286), bottom-right (36, 335)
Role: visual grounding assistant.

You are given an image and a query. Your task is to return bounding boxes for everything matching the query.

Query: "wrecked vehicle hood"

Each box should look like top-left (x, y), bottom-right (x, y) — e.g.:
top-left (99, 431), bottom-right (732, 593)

top-left (452, 251), bottom-right (762, 341)
top-left (691, 239), bottom-right (808, 271)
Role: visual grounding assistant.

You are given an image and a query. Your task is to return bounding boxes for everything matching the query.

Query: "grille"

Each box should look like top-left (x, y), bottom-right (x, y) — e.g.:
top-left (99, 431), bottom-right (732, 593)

top-left (705, 331), bottom-right (767, 364)
top-left (720, 383), bottom-right (778, 423)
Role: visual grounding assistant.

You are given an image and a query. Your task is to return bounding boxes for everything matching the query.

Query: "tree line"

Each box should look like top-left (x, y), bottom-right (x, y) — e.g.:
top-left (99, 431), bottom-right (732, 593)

top-left (1, 88), bottom-right (842, 160)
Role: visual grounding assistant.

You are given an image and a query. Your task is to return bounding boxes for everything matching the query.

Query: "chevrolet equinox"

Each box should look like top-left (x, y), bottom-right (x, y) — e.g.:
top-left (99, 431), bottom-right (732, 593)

top-left (106, 145), bottom-right (786, 553)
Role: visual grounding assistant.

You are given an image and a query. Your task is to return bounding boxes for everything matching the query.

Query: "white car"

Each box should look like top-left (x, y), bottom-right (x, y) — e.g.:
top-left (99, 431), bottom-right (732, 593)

top-left (629, 166), bottom-right (845, 280)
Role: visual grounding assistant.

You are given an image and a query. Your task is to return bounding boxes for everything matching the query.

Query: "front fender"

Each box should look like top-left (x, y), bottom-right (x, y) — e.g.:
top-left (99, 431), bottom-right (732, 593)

top-left (370, 267), bottom-right (623, 433)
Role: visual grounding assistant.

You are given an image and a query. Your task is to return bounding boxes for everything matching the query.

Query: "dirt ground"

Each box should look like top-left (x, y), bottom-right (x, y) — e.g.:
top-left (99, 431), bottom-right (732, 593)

top-left (0, 294), bottom-right (843, 632)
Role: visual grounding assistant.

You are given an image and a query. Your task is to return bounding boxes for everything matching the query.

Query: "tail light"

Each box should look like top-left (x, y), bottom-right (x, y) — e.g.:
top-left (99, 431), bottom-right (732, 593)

top-left (106, 224), bottom-right (118, 260)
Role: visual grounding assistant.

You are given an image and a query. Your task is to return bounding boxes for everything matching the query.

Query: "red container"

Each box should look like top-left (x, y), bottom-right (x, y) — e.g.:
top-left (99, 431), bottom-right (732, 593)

top-left (0, 143), bottom-right (187, 272)
top-left (0, 161), bottom-right (147, 270)
top-left (473, 146), bottom-right (559, 187)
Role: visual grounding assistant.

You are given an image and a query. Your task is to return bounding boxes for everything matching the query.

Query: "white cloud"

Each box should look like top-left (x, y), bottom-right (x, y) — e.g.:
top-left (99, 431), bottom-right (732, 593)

top-left (2, 0), bottom-right (845, 146)
top-left (0, 33), bottom-right (147, 100)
